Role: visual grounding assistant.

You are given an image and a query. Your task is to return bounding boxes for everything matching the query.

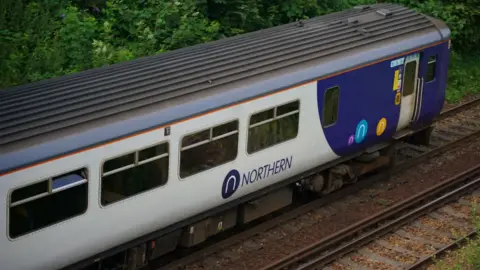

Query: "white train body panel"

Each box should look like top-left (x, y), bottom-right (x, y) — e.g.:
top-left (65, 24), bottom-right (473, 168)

top-left (0, 82), bottom-right (339, 270)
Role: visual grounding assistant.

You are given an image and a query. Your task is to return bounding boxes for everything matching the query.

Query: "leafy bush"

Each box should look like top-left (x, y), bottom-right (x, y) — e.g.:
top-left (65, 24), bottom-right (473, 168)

top-left (446, 52), bottom-right (480, 102)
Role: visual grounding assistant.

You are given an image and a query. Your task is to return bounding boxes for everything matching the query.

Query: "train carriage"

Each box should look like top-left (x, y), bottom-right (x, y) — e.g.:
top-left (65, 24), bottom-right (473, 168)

top-left (0, 3), bottom-right (450, 270)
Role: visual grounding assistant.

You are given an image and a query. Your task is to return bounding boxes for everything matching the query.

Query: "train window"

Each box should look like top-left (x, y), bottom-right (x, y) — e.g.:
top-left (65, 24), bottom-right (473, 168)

top-left (323, 87), bottom-right (339, 127)
top-left (10, 181), bottom-right (48, 204)
top-left (180, 120), bottom-right (239, 178)
top-left (9, 168), bottom-right (88, 239)
top-left (250, 108), bottom-right (274, 125)
top-left (101, 142), bottom-right (169, 205)
top-left (103, 153), bottom-right (135, 174)
top-left (247, 100), bottom-right (300, 153)
top-left (426, 55), bottom-right (437, 82)
top-left (403, 61), bottom-right (417, 96)
top-left (139, 143), bottom-right (168, 162)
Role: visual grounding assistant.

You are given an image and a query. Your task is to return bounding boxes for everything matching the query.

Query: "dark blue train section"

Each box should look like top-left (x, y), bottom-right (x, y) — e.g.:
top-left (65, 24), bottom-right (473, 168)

top-left (318, 41), bottom-right (449, 157)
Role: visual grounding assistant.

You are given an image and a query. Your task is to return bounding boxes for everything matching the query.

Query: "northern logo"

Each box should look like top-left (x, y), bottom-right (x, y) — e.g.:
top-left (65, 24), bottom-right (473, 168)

top-left (221, 156), bottom-right (293, 199)
top-left (221, 169), bottom-right (240, 199)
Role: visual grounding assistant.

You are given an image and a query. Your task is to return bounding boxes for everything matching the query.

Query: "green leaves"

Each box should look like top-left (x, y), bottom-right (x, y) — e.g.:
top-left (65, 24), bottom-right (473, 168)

top-left (446, 52), bottom-right (480, 103)
top-left (1, 0), bottom-right (480, 90)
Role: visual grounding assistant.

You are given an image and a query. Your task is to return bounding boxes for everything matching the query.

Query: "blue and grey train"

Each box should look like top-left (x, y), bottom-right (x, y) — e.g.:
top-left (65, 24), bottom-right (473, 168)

top-left (0, 4), bottom-right (450, 270)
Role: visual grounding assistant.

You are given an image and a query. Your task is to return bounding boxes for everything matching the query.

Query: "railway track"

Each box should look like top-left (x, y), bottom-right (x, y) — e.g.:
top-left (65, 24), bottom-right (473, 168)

top-left (156, 98), bottom-right (480, 270)
top-left (405, 226), bottom-right (477, 270)
top-left (261, 165), bottom-right (480, 270)
top-left (394, 98), bottom-right (480, 171)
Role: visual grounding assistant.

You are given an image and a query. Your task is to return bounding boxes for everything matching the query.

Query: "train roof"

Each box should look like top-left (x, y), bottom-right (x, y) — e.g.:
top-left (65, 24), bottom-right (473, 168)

top-left (0, 3), bottom-right (450, 175)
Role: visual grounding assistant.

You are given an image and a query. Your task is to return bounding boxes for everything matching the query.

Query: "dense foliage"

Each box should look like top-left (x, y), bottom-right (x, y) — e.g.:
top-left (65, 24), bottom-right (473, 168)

top-left (1, 0), bottom-right (480, 100)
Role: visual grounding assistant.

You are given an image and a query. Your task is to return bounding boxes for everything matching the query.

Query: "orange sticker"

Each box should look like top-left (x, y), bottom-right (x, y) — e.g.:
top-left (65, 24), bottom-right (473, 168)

top-left (376, 118), bottom-right (387, 136)
top-left (395, 91), bottom-right (401, 105)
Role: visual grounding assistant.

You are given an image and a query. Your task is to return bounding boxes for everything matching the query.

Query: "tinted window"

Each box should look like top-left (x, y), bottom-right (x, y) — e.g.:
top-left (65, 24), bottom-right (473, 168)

top-left (182, 129), bottom-right (210, 148)
top-left (103, 153), bottom-right (135, 173)
top-left (11, 181), bottom-right (48, 204)
top-left (426, 55), bottom-right (436, 82)
top-left (247, 101), bottom-right (300, 153)
top-left (180, 120), bottom-right (239, 178)
top-left (249, 108), bottom-right (274, 125)
top-left (277, 101), bottom-right (299, 116)
top-left (323, 87), bottom-right (339, 127)
top-left (403, 61), bottom-right (417, 96)
top-left (139, 143), bottom-right (168, 162)
top-left (101, 142), bottom-right (169, 205)
top-left (9, 169), bottom-right (88, 238)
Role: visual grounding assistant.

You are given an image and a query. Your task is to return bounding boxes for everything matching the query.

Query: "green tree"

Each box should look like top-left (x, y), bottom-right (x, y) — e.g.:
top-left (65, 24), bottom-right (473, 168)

top-left (1, 0), bottom-right (480, 90)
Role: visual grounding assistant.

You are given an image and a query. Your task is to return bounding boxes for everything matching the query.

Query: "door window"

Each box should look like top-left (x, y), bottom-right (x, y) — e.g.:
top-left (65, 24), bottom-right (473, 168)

top-left (402, 61), bottom-right (417, 96)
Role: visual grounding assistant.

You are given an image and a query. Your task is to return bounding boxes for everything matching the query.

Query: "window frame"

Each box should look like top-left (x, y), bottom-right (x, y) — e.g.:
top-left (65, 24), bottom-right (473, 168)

top-left (322, 86), bottom-right (340, 128)
top-left (7, 167), bottom-right (89, 240)
top-left (246, 99), bottom-right (301, 155)
top-left (100, 141), bottom-right (170, 207)
top-left (426, 54), bottom-right (437, 83)
top-left (178, 119), bottom-right (239, 179)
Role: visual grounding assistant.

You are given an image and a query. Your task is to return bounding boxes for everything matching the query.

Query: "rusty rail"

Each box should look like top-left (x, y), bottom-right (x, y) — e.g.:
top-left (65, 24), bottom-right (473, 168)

top-left (438, 97), bottom-right (480, 121)
top-left (261, 165), bottom-right (480, 270)
top-left (405, 229), bottom-right (478, 270)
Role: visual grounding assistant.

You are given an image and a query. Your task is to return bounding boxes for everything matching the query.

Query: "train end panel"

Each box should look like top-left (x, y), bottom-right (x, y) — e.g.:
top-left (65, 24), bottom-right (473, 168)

top-left (316, 55), bottom-right (402, 158)
top-left (317, 41), bottom-right (450, 158)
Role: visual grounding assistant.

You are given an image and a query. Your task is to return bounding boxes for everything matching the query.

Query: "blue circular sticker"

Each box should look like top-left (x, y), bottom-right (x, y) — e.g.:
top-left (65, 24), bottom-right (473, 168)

top-left (355, 119), bottom-right (368, 144)
top-left (222, 169), bottom-right (241, 199)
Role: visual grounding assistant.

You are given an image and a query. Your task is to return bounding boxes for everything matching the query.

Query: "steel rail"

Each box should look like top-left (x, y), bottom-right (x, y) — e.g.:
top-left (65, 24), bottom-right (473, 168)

top-left (438, 97), bottom-right (480, 120)
top-left (261, 165), bottom-right (480, 270)
top-left (394, 128), bottom-right (480, 173)
top-left (405, 229), bottom-right (477, 269)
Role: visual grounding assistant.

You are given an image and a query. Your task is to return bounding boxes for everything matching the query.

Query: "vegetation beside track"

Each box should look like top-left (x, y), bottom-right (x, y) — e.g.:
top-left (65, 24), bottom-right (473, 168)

top-left (446, 53), bottom-right (480, 103)
top-left (432, 239), bottom-right (480, 270)
top-left (430, 203), bottom-right (480, 270)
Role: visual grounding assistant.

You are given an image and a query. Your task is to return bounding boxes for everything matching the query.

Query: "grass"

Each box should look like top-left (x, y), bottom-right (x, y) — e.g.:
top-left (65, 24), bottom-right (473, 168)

top-left (430, 201), bottom-right (480, 270)
top-left (445, 52), bottom-right (480, 103)
top-left (430, 234), bottom-right (480, 270)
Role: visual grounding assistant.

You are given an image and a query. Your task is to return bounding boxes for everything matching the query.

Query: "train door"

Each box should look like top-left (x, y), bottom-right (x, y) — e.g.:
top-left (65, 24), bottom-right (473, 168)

top-left (397, 53), bottom-right (421, 130)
